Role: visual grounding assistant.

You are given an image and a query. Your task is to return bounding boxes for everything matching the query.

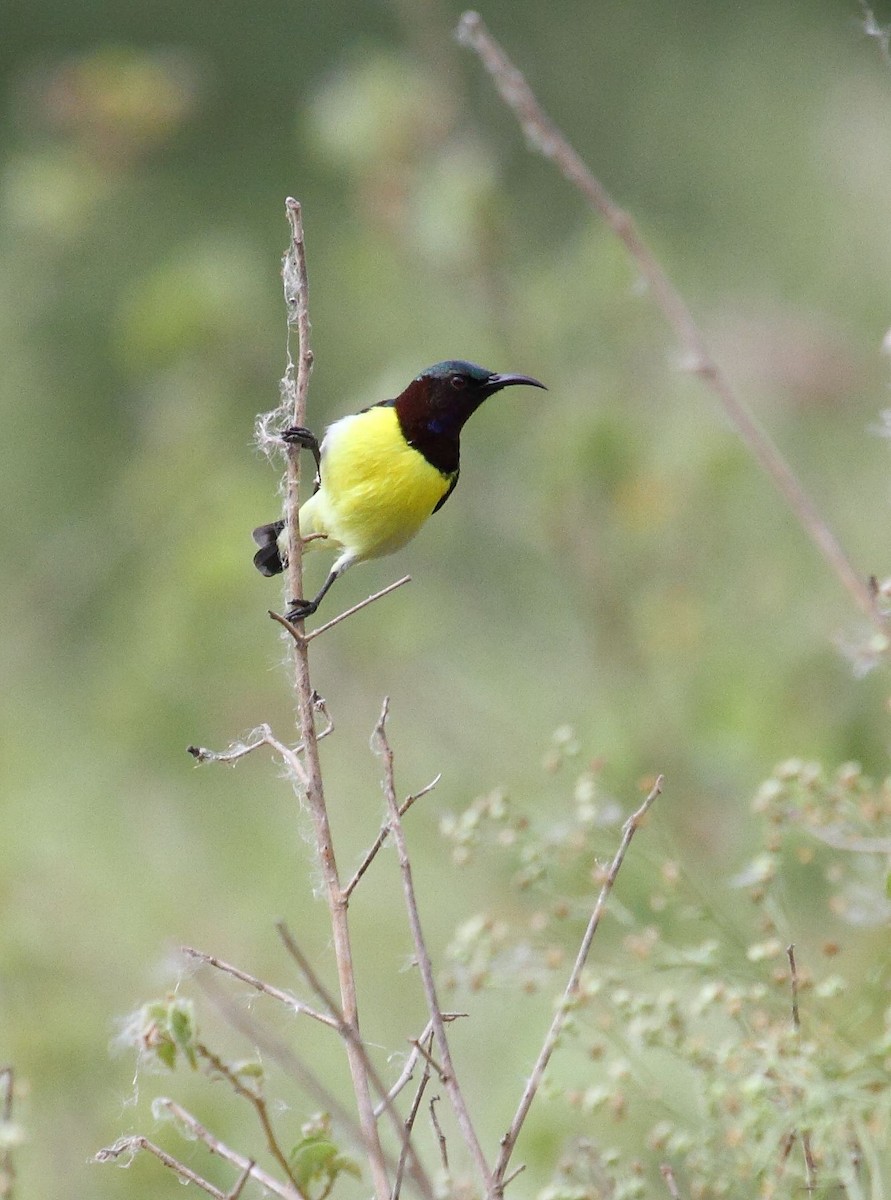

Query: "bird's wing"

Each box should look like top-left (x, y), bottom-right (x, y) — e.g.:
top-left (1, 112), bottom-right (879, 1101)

top-left (432, 470), bottom-right (459, 514)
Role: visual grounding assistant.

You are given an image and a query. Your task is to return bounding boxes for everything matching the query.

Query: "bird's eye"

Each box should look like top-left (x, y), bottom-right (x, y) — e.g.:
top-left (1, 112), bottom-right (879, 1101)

top-left (450, 374), bottom-right (467, 390)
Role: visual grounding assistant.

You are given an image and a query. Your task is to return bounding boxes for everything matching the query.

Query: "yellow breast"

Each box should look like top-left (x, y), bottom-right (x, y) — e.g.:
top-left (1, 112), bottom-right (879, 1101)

top-left (299, 406), bottom-right (453, 562)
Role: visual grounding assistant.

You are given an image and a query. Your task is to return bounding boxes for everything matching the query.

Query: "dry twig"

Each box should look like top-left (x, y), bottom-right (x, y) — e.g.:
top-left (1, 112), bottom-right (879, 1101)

top-left (96, 1101), bottom-right (292, 1200)
top-left (275, 922), bottom-right (436, 1200)
top-left (344, 773), bottom-right (443, 900)
top-left (276, 199), bottom-right (391, 1200)
top-left (456, 11), bottom-right (884, 634)
top-left (494, 775), bottom-right (664, 1184)
top-left (373, 699), bottom-right (495, 1196)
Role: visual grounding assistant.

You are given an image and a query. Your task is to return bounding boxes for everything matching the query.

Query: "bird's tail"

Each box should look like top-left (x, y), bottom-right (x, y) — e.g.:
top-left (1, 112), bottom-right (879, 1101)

top-left (252, 520), bottom-right (285, 576)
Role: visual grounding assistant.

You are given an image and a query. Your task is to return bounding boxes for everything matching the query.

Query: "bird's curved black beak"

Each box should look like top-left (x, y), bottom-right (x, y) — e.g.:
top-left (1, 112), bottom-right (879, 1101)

top-left (485, 372), bottom-right (547, 395)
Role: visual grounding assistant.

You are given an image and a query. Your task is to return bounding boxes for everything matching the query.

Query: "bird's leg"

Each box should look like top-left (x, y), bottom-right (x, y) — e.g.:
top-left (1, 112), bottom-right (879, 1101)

top-left (286, 554), bottom-right (355, 623)
top-left (281, 425), bottom-right (321, 476)
top-left (286, 569), bottom-right (339, 621)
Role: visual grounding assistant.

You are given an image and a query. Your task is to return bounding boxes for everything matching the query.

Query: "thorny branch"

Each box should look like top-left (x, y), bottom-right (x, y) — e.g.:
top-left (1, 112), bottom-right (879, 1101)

top-left (456, 10), bottom-right (885, 636)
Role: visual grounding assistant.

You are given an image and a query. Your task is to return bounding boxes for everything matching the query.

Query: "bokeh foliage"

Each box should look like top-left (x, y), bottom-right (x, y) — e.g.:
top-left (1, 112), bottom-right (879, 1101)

top-left (2, 1), bottom-right (891, 1196)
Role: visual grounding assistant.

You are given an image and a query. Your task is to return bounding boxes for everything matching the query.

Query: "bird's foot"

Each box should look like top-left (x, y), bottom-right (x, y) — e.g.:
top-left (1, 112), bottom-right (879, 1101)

top-left (285, 597), bottom-right (319, 623)
top-left (281, 426), bottom-right (320, 454)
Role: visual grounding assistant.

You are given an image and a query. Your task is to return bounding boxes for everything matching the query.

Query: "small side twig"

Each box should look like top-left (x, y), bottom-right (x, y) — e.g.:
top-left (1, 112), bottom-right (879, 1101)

top-left (304, 576), bottom-right (413, 642)
top-left (96, 1102), bottom-right (293, 1199)
top-left (344, 772), bottom-right (443, 900)
top-left (182, 946), bottom-right (337, 1029)
top-left (429, 1096), bottom-right (449, 1172)
top-left (456, 10), bottom-right (883, 634)
top-left (162, 1100), bottom-right (298, 1197)
top-left (494, 775), bottom-right (664, 1184)
top-left (392, 1034), bottom-right (435, 1200)
top-left (275, 921), bottom-right (436, 1200)
top-left (373, 1014), bottom-right (467, 1117)
top-left (373, 699), bottom-right (495, 1197)
top-left (187, 725), bottom-right (309, 787)
top-left (196, 1042), bottom-right (305, 1196)
top-left (95, 1136), bottom-right (248, 1199)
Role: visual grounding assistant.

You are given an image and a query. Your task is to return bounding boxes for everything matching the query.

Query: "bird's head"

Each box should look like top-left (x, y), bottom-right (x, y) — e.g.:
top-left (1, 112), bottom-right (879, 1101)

top-left (394, 360), bottom-right (546, 450)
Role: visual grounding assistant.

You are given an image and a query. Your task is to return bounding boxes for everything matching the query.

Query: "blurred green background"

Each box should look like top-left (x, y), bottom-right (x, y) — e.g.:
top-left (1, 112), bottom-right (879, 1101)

top-left (3, 0), bottom-right (891, 1196)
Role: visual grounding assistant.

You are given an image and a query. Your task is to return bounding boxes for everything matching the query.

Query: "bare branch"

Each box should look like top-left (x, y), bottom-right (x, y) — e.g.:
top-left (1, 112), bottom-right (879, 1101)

top-left (96, 1103), bottom-right (296, 1200)
top-left (183, 946), bottom-right (338, 1028)
top-left (456, 11), bottom-right (884, 634)
top-left (494, 775), bottom-right (664, 1183)
top-left (429, 1096), bottom-right (449, 1172)
top-left (275, 200), bottom-right (391, 1200)
top-left (194, 971), bottom-right (365, 1152)
top-left (95, 1135), bottom-right (238, 1199)
top-left (195, 1042), bottom-right (305, 1196)
top-left (304, 576), bottom-right (413, 642)
top-left (275, 922), bottom-right (436, 1200)
top-left (162, 1100), bottom-right (301, 1198)
top-left (373, 699), bottom-right (495, 1196)
top-left (187, 725), bottom-right (309, 787)
top-left (392, 1035), bottom-right (435, 1200)
top-left (373, 1014), bottom-right (466, 1118)
top-left (344, 773), bottom-right (443, 900)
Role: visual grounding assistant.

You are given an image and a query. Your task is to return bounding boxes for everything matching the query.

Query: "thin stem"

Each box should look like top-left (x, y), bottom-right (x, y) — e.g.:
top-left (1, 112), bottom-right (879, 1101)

top-left (183, 946), bottom-right (338, 1027)
top-left (275, 922), bottom-right (436, 1200)
top-left (194, 970), bottom-right (365, 1146)
top-left (428, 1096), bottom-right (449, 1172)
top-left (95, 1136), bottom-right (239, 1199)
top-left (304, 576), bottom-right (413, 642)
top-left (196, 1043), bottom-right (305, 1196)
top-left (344, 773), bottom-right (442, 900)
top-left (373, 1015), bottom-right (466, 1118)
top-left (494, 776), bottom-right (663, 1184)
top-left (373, 699), bottom-right (496, 1197)
top-left (279, 199), bottom-right (390, 1200)
top-left (456, 11), bottom-right (883, 634)
top-left (392, 1035), bottom-right (434, 1200)
top-left (163, 1100), bottom-right (299, 1199)
top-left (187, 725), bottom-right (309, 787)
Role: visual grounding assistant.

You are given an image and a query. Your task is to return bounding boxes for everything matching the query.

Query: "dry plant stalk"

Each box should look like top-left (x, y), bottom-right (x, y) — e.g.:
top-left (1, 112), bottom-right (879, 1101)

top-left (97, 194), bottom-right (665, 1198)
top-left (277, 199), bottom-right (391, 1200)
top-left (456, 10), bottom-right (885, 637)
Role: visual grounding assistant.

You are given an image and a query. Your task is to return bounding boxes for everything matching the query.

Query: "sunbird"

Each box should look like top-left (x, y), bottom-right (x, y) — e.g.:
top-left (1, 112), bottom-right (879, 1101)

top-left (252, 359), bottom-right (545, 621)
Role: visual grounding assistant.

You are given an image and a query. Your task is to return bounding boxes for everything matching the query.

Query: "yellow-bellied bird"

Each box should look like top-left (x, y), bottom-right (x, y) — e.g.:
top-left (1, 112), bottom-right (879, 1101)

top-left (253, 360), bottom-right (545, 621)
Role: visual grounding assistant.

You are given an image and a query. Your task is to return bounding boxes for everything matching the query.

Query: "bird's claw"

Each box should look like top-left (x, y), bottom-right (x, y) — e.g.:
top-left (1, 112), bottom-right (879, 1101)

top-left (281, 426), bottom-right (319, 452)
top-left (285, 598), bottom-right (319, 623)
